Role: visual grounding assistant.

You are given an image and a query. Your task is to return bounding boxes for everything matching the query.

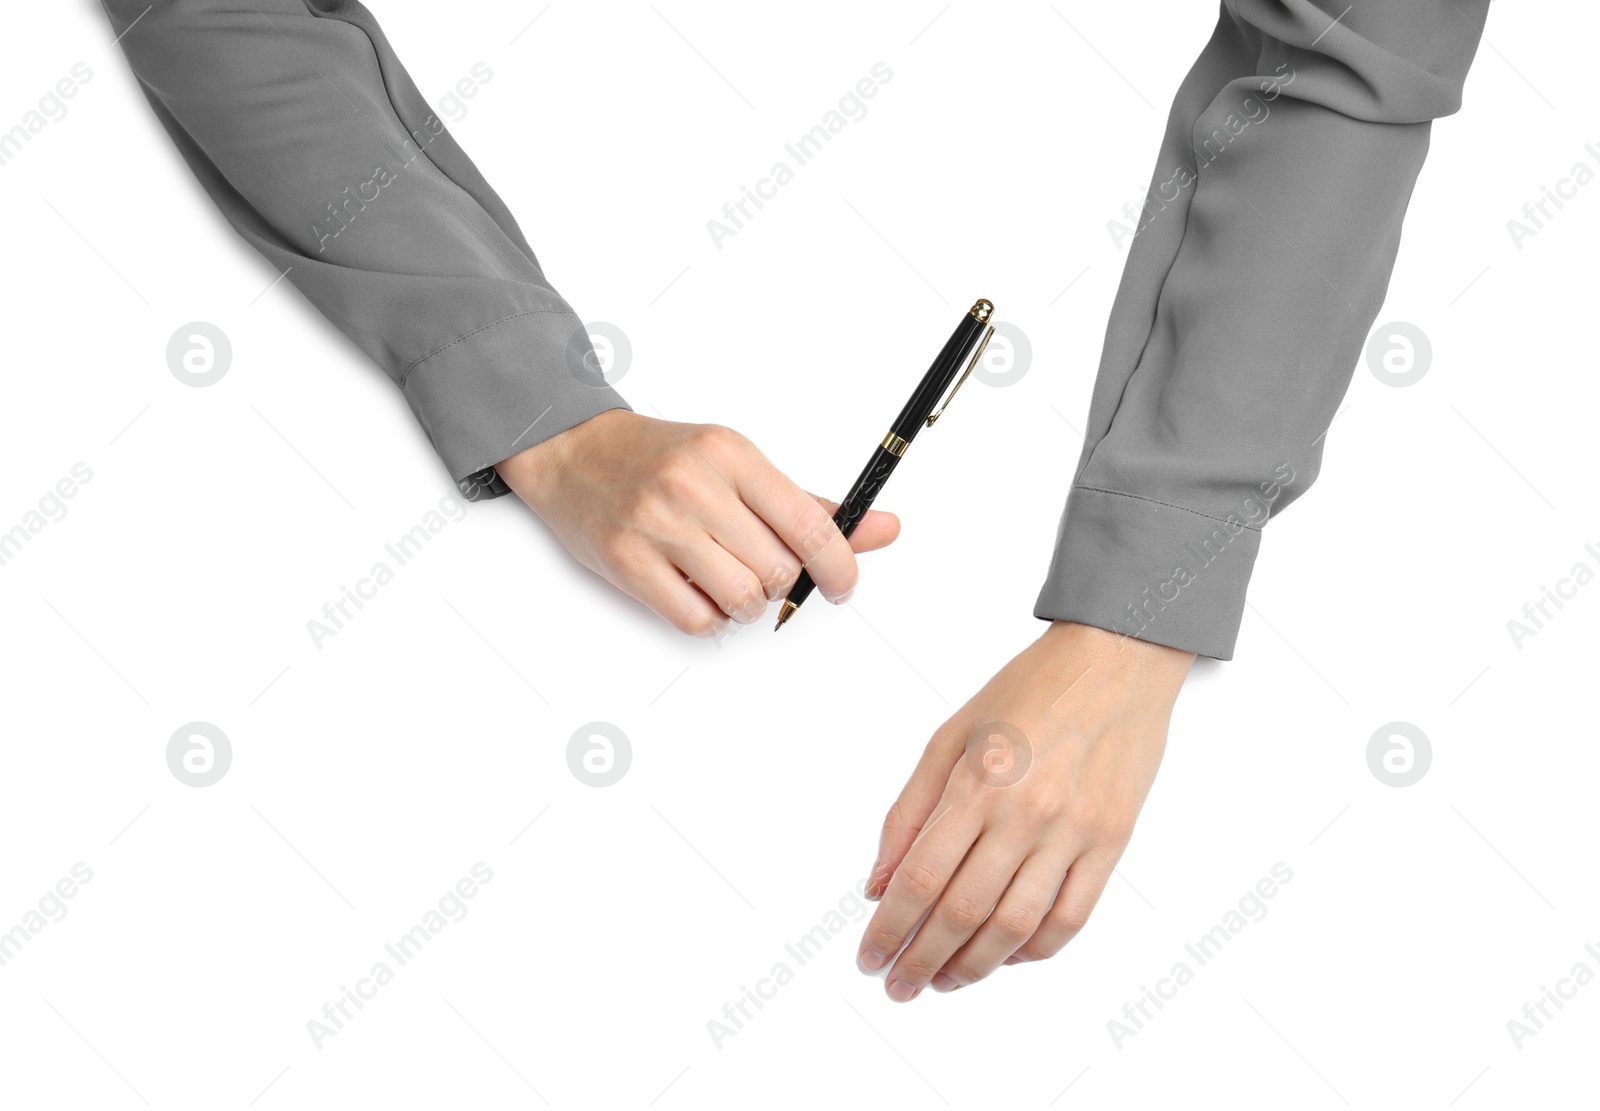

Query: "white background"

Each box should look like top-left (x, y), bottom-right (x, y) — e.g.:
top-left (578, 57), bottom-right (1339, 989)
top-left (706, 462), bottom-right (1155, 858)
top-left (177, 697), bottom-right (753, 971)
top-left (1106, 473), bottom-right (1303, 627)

top-left (2, 2), bottom-right (1596, 1108)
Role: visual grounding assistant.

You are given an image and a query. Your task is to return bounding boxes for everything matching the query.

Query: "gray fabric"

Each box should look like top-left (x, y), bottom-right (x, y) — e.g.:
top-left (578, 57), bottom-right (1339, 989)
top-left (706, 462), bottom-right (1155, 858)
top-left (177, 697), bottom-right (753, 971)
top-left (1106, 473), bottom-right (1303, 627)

top-left (101, 0), bottom-right (628, 501)
top-left (104, 1), bottom-right (1486, 659)
top-left (1034, 1), bottom-right (1486, 658)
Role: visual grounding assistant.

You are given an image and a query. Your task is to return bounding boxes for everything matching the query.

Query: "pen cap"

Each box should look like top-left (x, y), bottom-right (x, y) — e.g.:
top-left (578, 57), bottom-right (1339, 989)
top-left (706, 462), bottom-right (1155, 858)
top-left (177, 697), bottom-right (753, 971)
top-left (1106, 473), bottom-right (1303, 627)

top-left (925, 303), bottom-right (997, 427)
top-left (888, 299), bottom-right (995, 439)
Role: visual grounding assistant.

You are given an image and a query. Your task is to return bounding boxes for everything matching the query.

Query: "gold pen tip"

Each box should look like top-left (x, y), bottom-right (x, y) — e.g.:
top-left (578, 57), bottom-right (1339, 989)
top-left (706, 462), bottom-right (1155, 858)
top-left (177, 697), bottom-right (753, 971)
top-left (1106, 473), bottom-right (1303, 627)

top-left (774, 600), bottom-right (798, 631)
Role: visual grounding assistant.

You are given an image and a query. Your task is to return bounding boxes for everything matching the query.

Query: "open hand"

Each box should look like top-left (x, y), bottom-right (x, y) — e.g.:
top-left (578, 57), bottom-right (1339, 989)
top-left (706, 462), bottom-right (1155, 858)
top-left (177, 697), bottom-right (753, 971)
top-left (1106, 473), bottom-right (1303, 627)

top-left (859, 621), bottom-right (1194, 999)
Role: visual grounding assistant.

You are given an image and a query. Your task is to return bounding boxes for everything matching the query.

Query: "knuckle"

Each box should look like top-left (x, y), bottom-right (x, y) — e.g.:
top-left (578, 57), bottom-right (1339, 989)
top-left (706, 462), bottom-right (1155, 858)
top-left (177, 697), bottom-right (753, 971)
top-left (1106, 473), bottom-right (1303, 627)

top-left (1052, 901), bottom-right (1095, 937)
top-left (724, 577), bottom-right (767, 620)
top-left (1017, 787), bottom-right (1062, 823)
top-left (690, 423), bottom-right (742, 455)
top-left (760, 559), bottom-right (802, 599)
top-left (948, 753), bottom-right (988, 795)
top-left (897, 955), bottom-right (943, 983)
top-left (994, 904), bottom-right (1041, 944)
top-left (926, 721), bottom-right (966, 760)
top-left (939, 960), bottom-right (975, 984)
top-left (1100, 813), bottom-right (1135, 846)
top-left (898, 862), bottom-right (944, 904)
top-left (881, 802), bottom-right (917, 840)
top-left (655, 454), bottom-right (705, 501)
top-left (937, 892), bottom-right (988, 933)
top-left (864, 925), bottom-right (901, 954)
top-left (594, 532), bottom-right (644, 575)
top-left (672, 606), bottom-right (720, 637)
top-left (1057, 726), bottom-right (1091, 750)
top-left (1063, 802), bottom-right (1109, 842)
top-left (618, 485), bottom-right (668, 532)
top-left (1070, 804), bottom-right (1132, 849)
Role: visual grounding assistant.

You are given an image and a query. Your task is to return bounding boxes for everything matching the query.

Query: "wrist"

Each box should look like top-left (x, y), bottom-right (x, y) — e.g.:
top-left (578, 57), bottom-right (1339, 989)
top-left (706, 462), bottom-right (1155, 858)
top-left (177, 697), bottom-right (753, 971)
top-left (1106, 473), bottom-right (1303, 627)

top-left (1039, 620), bottom-right (1195, 688)
top-left (495, 408), bottom-right (629, 508)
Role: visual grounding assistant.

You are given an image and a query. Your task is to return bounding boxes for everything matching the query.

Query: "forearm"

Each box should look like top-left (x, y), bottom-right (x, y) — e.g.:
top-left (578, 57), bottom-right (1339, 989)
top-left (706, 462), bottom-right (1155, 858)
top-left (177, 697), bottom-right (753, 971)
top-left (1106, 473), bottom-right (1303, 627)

top-left (1038, 0), bottom-right (1487, 658)
top-left (102, 0), bottom-right (626, 498)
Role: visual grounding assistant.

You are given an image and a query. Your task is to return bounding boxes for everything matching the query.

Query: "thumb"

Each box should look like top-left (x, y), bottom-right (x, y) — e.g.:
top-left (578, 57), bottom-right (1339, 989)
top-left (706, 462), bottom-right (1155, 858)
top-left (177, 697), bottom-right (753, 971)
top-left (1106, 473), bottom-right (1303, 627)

top-left (868, 726), bottom-right (964, 899)
top-left (809, 493), bottom-right (900, 554)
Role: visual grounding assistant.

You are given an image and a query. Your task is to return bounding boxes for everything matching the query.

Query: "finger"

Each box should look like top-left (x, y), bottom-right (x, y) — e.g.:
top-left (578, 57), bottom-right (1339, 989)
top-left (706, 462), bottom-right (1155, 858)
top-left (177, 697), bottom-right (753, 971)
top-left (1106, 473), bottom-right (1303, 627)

top-left (884, 835), bottom-right (1028, 1002)
top-left (869, 724), bottom-right (968, 899)
top-left (663, 535), bottom-right (769, 624)
top-left (734, 461), bottom-right (858, 602)
top-left (857, 797), bottom-right (981, 975)
top-left (705, 512), bottom-right (803, 601)
top-left (610, 550), bottom-right (729, 637)
top-left (1008, 852), bottom-right (1114, 964)
top-left (934, 846), bottom-right (1073, 990)
top-left (810, 494), bottom-right (900, 555)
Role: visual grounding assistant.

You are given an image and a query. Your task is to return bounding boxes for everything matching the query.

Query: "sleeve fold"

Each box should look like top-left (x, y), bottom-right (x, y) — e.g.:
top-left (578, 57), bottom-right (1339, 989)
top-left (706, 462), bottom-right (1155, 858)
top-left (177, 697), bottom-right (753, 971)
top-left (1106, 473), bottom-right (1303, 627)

top-left (1036, 0), bottom-right (1487, 658)
top-left (102, 0), bottom-right (627, 499)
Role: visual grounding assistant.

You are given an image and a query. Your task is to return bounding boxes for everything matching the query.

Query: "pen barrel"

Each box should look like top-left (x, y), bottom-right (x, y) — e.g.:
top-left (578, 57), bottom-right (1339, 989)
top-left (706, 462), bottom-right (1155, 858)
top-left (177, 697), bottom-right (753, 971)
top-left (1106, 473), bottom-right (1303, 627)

top-left (832, 445), bottom-right (900, 539)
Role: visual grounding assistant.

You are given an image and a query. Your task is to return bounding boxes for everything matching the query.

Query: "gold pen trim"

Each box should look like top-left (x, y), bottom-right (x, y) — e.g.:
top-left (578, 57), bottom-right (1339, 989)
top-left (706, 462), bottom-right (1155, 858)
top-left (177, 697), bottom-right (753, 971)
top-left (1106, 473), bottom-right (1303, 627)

top-left (881, 431), bottom-right (910, 456)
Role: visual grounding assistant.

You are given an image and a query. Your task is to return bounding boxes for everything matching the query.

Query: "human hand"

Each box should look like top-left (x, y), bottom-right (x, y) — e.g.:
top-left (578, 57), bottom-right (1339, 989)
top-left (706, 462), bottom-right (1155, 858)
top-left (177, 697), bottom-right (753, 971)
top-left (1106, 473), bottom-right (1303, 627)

top-left (496, 409), bottom-right (900, 636)
top-left (858, 621), bottom-right (1194, 1000)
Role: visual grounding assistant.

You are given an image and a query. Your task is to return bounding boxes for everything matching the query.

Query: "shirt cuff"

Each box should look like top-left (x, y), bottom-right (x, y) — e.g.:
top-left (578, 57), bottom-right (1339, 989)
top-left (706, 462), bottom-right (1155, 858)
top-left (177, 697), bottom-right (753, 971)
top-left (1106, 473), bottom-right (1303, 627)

top-left (1033, 485), bottom-right (1261, 660)
top-left (400, 308), bottom-right (630, 502)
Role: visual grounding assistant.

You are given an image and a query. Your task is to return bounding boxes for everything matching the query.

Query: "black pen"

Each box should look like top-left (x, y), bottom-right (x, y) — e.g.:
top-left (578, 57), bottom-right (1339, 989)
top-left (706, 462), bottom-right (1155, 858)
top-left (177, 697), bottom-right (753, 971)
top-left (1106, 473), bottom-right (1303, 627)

top-left (774, 299), bottom-right (996, 630)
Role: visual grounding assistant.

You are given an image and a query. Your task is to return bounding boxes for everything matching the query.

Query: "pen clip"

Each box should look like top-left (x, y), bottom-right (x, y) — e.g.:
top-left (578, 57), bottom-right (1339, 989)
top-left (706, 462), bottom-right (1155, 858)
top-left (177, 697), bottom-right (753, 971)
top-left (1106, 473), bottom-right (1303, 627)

top-left (925, 324), bottom-right (994, 427)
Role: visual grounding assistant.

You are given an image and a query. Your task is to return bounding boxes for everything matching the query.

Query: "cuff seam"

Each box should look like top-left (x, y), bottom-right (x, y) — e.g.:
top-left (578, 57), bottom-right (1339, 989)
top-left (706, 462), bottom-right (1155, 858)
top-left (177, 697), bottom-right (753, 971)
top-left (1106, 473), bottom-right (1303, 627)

top-left (1073, 484), bottom-right (1266, 533)
top-left (399, 308), bottom-right (574, 390)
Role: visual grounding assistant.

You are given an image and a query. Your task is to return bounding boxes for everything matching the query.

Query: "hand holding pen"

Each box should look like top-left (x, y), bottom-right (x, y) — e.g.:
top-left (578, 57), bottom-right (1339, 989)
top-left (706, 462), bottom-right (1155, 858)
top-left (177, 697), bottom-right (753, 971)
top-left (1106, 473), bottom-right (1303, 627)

top-left (776, 299), bottom-right (996, 629)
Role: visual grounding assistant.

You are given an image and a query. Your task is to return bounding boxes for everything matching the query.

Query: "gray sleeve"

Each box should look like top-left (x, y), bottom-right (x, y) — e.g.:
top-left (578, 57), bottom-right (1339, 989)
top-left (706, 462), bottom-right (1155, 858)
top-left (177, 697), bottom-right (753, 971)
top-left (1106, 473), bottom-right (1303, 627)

top-left (1035, 0), bottom-right (1487, 659)
top-left (101, 0), bottom-right (628, 501)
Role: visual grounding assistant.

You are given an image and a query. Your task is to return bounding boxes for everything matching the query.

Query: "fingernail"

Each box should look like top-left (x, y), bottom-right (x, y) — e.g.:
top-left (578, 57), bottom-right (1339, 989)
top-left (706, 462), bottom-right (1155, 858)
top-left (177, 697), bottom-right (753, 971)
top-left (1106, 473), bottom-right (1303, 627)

top-left (859, 949), bottom-right (887, 972)
top-left (832, 585), bottom-right (855, 605)
top-left (931, 973), bottom-right (959, 993)
top-left (1003, 955), bottom-right (1024, 966)
top-left (887, 979), bottom-right (920, 1003)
